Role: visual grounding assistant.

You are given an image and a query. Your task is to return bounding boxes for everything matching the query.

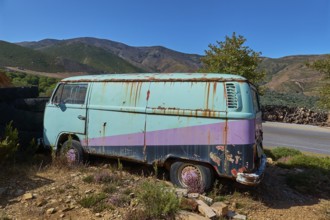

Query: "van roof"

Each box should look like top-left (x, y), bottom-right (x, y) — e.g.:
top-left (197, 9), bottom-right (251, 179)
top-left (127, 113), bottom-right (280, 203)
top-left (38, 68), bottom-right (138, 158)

top-left (61, 73), bottom-right (248, 83)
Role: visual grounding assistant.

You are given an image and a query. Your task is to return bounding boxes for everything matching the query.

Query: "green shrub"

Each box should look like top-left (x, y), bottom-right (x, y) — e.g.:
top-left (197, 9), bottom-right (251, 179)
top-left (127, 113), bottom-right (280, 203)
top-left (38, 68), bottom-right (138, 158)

top-left (0, 121), bottom-right (19, 165)
top-left (269, 147), bottom-right (302, 160)
top-left (137, 180), bottom-right (180, 219)
top-left (78, 193), bottom-right (107, 210)
top-left (286, 155), bottom-right (330, 171)
top-left (82, 175), bottom-right (94, 183)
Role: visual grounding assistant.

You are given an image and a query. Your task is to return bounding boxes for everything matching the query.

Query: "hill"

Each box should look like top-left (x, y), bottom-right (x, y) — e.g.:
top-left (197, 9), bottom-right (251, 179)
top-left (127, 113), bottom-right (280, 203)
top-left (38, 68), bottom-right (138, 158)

top-left (0, 40), bottom-right (97, 73)
top-left (37, 41), bottom-right (145, 73)
top-left (259, 55), bottom-right (330, 96)
top-left (18, 37), bottom-right (202, 73)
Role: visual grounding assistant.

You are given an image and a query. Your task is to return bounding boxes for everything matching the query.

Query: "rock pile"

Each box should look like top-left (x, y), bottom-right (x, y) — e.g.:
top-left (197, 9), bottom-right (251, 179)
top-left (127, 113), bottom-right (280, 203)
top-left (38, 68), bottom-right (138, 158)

top-left (262, 105), bottom-right (329, 126)
top-left (175, 189), bottom-right (246, 220)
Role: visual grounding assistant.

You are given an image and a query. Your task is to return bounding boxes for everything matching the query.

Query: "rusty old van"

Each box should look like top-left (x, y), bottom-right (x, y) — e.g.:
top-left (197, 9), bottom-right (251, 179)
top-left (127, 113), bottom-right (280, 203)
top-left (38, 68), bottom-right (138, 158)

top-left (43, 73), bottom-right (266, 189)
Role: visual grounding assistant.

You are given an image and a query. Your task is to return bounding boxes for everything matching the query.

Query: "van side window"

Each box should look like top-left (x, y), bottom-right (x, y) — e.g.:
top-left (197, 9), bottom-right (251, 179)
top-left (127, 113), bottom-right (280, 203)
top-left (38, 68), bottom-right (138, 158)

top-left (52, 84), bottom-right (88, 105)
top-left (251, 89), bottom-right (260, 112)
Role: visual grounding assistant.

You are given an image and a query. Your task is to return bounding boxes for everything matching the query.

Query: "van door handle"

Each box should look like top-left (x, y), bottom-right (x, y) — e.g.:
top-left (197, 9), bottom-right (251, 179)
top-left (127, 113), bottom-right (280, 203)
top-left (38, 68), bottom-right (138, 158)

top-left (78, 115), bottom-right (86, 120)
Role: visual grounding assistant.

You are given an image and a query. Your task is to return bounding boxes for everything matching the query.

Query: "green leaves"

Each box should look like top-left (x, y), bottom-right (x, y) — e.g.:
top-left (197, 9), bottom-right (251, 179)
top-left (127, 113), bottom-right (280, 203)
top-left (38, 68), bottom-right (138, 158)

top-left (200, 32), bottom-right (265, 85)
top-left (307, 55), bottom-right (330, 110)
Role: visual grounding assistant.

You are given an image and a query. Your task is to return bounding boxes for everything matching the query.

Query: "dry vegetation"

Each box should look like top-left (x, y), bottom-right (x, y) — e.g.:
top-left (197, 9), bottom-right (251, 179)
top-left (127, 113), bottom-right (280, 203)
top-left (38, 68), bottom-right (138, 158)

top-left (0, 147), bottom-right (329, 220)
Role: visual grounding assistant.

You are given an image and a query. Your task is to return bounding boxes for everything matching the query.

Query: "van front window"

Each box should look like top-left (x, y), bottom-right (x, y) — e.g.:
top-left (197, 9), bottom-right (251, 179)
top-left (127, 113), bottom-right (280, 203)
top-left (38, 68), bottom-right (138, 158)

top-left (52, 84), bottom-right (88, 105)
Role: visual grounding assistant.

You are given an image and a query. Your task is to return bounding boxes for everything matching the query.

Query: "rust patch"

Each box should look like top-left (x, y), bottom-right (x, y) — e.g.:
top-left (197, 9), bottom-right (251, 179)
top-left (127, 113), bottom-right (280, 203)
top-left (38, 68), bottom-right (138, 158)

top-left (210, 152), bottom-right (221, 166)
top-left (231, 168), bottom-right (238, 177)
top-left (216, 145), bottom-right (225, 151)
top-left (235, 155), bottom-right (240, 164)
top-left (205, 82), bottom-right (211, 109)
top-left (62, 77), bottom-right (248, 83)
top-left (226, 153), bottom-right (234, 163)
top-left (146, 90), bottom-right (150, 101)
top-left (238, 167), bottom-right (247, 173)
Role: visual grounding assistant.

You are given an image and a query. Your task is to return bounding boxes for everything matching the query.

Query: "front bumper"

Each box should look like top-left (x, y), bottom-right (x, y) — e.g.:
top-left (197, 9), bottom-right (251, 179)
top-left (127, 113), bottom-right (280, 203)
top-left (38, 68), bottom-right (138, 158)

top-left (236, 154), bottom-right (267, 186)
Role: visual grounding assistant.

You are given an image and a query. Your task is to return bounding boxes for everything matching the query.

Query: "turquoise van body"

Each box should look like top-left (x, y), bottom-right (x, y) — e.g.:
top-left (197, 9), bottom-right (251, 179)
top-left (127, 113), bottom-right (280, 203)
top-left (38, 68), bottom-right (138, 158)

top-left (43, 73), bottom-right (266, 186)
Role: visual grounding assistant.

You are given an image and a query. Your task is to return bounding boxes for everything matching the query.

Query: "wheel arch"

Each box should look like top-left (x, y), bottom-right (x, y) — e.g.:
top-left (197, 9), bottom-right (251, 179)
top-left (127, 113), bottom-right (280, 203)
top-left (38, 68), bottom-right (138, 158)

top-left (55, 133), bottom-right (81, 153)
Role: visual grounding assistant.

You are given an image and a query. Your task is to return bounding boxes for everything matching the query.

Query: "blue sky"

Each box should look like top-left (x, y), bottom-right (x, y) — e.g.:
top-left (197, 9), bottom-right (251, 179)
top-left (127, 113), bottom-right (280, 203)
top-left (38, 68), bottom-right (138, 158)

top-left (0, 0), bottom-right (329, 58)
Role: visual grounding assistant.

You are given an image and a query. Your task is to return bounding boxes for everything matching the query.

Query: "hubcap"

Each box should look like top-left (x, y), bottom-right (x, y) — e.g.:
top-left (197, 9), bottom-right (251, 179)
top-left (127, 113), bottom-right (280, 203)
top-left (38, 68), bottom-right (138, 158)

top-left (66, 148), bottom-right (77, 164)
top-left (180, 165), bottom-right (201, 187)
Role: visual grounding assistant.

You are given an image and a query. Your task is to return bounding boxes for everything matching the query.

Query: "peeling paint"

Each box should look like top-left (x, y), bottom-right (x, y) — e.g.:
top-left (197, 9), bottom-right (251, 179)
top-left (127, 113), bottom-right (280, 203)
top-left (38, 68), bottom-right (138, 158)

top-left (210, 152), bottom-right (221, 166)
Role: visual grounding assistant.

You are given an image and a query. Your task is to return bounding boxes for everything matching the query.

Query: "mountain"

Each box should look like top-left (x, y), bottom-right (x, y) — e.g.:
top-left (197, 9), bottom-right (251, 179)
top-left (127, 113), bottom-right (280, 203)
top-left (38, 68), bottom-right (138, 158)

top-left (17, 37), bottom-right (202, 73)
top-left (36, 41), bottom-right (144, 73)
top-left (0, 40), bottom-right (98, 73)
top-left (259, 55), bottom-right (330, 96)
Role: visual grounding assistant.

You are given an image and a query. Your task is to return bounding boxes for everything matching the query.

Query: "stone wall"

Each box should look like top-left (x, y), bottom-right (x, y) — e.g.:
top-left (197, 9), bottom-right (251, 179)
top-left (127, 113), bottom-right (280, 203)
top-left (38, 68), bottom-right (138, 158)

top-left (262, 105), bottom-right (329, 126)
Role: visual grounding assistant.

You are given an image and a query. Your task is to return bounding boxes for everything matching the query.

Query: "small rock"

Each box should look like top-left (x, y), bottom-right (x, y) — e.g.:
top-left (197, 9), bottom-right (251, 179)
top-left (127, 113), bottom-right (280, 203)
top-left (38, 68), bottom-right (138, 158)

top-left (46, 208), bottom-right (55, 215)
top-left (196, 199), bottom-right (216, 219)
top-left (61, 206), bottom-right (75, 212)
top-left (85, 189), bottom-right (93, 194)
top-left (211, 202), bottom-right (228, 217)
top-left (198, 194), bottom-right (213, 205)
top-left (95, 213), bottom-right (101, 217)
top-left (175, 188), bottom-right (188, 197)
top-left (227, 211), bottom-right (246, 220)
top-left (22, 193), bottom-right (34, 200)
top-left (60, 213), bottom-right (65, 218)
top-left (266, 157), bottom-right (273, 164)
top-left (187, 193), bottom-right (199, 199)
top-left (36, 199), bottom-right (47, 207)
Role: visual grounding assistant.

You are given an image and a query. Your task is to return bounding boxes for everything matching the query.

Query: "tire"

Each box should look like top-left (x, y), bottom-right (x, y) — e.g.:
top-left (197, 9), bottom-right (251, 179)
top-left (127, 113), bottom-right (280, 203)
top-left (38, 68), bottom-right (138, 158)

top-left (170, 162), bottom-right (214, 191)
top-left (60, 139), bottom-right (83, 165)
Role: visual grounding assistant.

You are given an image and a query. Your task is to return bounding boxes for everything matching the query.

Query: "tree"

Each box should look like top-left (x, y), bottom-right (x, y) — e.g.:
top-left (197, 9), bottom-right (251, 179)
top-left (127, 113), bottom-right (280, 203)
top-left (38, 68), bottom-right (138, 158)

top-left (200, 32), bottom-right (265, 85)
top-left (307, 55), bottom-right (330, 110)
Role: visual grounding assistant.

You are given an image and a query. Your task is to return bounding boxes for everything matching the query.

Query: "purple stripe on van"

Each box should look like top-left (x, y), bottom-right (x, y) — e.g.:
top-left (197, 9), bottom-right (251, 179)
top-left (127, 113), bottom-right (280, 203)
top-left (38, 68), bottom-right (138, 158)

top-left (83, 119), bottom-right (255, 147)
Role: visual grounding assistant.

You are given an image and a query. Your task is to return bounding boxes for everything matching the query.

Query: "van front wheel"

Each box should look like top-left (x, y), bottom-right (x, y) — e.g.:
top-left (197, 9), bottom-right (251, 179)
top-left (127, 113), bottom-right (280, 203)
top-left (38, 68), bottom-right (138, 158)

top-left (60, 140), bottom-right (83, 165)
top-left (170, 162), bottom-right (213, 192)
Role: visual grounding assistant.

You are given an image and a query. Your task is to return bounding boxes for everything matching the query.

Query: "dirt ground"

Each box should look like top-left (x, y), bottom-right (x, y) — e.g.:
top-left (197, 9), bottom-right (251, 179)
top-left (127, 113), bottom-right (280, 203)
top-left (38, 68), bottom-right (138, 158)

top-left (0, 157), bottom-right (329, 220)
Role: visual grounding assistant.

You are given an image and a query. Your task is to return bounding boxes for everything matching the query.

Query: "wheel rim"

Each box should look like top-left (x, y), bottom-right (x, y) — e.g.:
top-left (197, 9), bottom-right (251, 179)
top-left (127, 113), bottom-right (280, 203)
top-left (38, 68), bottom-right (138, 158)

top-left (179, 165), bottom-right (202, 187)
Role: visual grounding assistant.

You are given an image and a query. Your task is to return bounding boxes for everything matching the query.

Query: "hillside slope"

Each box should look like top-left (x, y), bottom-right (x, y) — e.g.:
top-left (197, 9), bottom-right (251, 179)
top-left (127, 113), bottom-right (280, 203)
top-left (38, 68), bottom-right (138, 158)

top-left (38, 42), bottom-right (145, 73)
top-left (0, 40), bottom-right (98, 73)
top-left (18, 37), bottom-right (202, 73)
top-left (259, 55), bottom-right (330, 96)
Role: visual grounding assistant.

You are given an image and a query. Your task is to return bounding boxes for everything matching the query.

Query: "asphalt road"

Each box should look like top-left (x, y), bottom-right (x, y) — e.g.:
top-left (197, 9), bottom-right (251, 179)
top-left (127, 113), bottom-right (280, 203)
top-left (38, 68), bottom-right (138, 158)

top-left (262, 122), bottom-right (330, 155)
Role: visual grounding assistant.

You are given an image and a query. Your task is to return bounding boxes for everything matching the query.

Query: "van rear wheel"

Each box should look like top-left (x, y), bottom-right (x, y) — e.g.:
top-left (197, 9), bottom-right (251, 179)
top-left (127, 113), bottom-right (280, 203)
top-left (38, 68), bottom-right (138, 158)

top-left (60, 140), bottom-right (83, 165)
top-left (170, 162), bottom-right (213, 192)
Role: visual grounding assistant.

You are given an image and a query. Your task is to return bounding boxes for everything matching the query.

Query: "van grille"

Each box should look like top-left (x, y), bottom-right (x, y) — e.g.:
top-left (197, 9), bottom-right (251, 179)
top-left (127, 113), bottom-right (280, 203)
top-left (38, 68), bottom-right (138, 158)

top-left (226, 83), bottom-right (238, 109)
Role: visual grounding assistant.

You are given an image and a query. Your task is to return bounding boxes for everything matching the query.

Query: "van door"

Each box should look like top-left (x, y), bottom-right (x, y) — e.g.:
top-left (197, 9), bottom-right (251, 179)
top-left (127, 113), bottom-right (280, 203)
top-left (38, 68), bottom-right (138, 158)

top-left (44, 83), bottom-right (88, 147)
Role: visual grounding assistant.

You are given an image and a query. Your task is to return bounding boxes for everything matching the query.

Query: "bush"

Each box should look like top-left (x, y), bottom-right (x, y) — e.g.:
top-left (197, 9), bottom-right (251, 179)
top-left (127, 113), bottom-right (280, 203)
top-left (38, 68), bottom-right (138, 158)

top-left (268, 147), bottom-right (302, 160)
top-left (137, 180), bottom-right (180, 219)
top-left (0, 121), bottom-right (19, 165)
top-left (78, 193), bottom-right (108, 212)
